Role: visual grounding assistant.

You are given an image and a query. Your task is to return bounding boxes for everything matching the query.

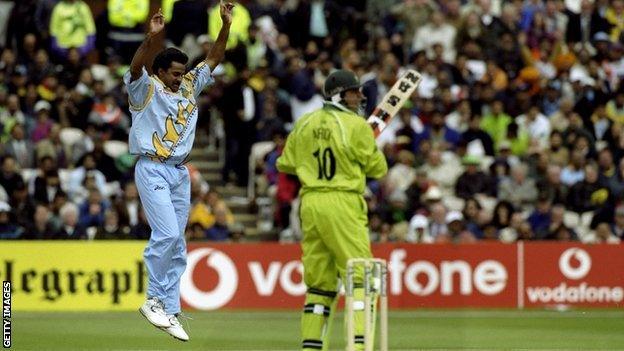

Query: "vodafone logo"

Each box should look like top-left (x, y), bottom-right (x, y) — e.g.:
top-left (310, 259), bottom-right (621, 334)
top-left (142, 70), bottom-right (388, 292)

top-left (559, 248), bottom-right (591, 280)
top-left (180, 248), bottom-right (238, 310)
top-left (527, 247), bottom-right (623, 304)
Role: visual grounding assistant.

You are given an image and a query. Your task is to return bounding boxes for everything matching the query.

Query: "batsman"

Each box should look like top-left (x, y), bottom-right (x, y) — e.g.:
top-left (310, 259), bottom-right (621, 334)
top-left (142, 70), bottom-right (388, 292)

top-left (277, 70), bottom-right (388, 350)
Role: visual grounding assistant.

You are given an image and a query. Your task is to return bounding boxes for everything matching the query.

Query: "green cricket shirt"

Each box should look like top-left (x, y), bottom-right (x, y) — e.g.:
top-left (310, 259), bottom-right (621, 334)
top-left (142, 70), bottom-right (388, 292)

top-left (277, 103), bottom-right (388, 195)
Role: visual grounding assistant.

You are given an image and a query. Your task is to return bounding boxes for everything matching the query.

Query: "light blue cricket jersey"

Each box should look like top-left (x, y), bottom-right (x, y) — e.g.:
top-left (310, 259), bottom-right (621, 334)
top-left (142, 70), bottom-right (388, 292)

top-left (123, 61), bottom-right (214, 164)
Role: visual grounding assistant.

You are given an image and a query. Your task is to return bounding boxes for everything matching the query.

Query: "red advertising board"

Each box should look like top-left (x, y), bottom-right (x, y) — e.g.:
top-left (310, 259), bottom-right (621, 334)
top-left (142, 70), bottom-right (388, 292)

top-left (180, 243), bottom-right (519, 310)
top-left (522, 242), bottom-right (624, 308)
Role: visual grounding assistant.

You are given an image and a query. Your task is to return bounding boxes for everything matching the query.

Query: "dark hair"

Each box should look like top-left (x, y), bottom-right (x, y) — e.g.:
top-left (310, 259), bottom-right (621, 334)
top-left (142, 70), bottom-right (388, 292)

top-left (152, 48), bottom-right (188, 74)
top-left (491, 200), bottom-right (515, 229)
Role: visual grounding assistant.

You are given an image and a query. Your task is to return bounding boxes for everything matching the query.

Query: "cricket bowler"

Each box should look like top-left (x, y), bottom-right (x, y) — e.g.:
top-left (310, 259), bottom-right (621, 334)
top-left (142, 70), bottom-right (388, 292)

top-left (125, 3), bottom-right (233, 341)
top-left (277, 70), bottom-right (388, 350)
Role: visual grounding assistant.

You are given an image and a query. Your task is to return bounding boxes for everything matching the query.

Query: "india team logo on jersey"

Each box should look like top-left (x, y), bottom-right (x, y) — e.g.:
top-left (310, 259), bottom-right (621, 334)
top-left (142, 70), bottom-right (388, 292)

top-left (149, 99), bottom-right (196, 160)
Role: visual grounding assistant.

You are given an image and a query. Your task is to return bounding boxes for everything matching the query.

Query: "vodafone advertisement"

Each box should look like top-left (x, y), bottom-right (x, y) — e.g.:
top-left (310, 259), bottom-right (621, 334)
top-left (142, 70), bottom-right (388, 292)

top-left (179, 243), bottom-right (624, 310)
top-left (523, 243), bottom-right (624, 307)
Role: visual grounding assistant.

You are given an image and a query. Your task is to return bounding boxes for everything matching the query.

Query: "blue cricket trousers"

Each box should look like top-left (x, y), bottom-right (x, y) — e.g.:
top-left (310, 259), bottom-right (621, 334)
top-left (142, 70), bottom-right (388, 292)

top-left (135, 157), bottom-right (190, 315)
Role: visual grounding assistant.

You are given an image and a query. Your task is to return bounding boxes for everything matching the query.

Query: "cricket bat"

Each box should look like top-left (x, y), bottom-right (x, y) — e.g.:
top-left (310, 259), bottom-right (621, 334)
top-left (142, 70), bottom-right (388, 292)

top-left (367, 70), bottom-right (422, 138)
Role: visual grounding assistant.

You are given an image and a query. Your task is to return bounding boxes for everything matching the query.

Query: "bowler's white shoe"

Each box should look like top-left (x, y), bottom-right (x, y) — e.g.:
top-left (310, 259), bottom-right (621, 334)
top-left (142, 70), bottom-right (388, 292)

top-left (139, 297), bottom-right (171, 328)
top-left (160, 314), bottom-right (189, 342)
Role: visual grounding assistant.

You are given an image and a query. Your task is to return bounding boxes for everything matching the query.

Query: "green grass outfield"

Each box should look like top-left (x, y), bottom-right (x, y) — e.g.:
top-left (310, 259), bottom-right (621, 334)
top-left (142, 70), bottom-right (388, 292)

top-left (11, 310), bottom-right (624, 350)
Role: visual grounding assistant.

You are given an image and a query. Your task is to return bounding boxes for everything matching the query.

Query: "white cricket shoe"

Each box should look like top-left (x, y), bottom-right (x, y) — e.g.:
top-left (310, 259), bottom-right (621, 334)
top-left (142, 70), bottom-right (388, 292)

top-left (139, 297), bottom-right (171, 328)
top-left (160, 314), bottom-right (190, 342)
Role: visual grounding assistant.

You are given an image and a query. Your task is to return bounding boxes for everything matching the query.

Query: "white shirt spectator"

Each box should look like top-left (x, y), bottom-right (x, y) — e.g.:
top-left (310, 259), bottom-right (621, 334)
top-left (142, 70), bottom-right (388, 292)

top-left (385, 163), bottom-right (416, 194)
top-left (407, 214), bottom-right (433, 243)
top-left (66, 168), bottom-right (108, 202)
top-left (516, 109), bottom-right (551, 147)
top-left (420, 151), bottom-right (462, 192)
top-left (412, 13), bottom-right (457, 63)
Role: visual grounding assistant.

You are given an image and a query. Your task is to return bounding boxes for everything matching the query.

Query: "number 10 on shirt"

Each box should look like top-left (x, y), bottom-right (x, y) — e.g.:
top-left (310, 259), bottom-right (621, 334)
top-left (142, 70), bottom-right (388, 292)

top-left (313, 147), bottom-right (336, 180)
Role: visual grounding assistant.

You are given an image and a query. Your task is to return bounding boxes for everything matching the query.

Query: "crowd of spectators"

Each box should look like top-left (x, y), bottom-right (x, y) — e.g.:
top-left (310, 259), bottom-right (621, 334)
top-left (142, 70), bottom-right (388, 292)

top-left (0, 0), bottom-right (623, 244)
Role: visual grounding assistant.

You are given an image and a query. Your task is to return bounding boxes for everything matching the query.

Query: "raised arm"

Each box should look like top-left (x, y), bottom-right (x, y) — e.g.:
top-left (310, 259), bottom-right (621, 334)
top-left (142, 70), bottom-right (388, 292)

top-left (205, 2), bottom-right (233, 69)
top-left (129, 9), bottom-right (166, 81)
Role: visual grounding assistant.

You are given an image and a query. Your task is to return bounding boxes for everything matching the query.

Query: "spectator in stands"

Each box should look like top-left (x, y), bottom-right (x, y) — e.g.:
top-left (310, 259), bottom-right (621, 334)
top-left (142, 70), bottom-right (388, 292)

top-left (404, 169), bottom-right (428, 215)
top-left (442, 210), bottom-right (477, 243)
top-left (606, 90), bottom-right (624, 124)
top-left (517, 220), bottom-right (536, 241)
top-left (461, 114), bottom-right (495, 156)
top-left (591, 103), bottom-right (613, 140)
top-left (205, 203), bottom-right (232, 241)
top-left (78, 189), bottom-right (109, 229)
top-left (23, 204), bottom-right (58, 240)
top-left (424, 111), bottom-right (461, 150)
top-left (35, 124), bottom-right (68, 168)
top-left (550, 223), bottom-right (576, 241)
top-left (0, 155), bottom-right (23, 191)
top-left (490, 200), bottom-right (515, 232)
top-left (568, 163), bottom-right (610, 213)
top-left (381, 190), bottom-right (410, 226)
top-left (102, 0), bottom-right (150, 63)
top-left (91, 138), bottom-right (122, 181)
top-left (547, 131), bottom-right (569, 167)
top-left (57, 202), bottom-right (86, 239)
top-left (10, 179), bottom-right (35, 229)
top-left (4, 123), bottom-right (35, 169)
top-left (33, 161), bottom-right (62, 205)
top-left (611, 206), bottom-right (624, 239)
top-left (597, 148), bottom-right (617, 182)
top-left (218, 68), bottom-right (254, 186)
top-left (66, 153), bottom-right (107, 201)
top-left (537, 164), bottom-right (568, 204)
top-left (503, 122), bottom-right (530, 157)
top-left (208, 0), bottom-right (250, 50)
top-left (0, 201), bottom-right (22, 239)
top-left (263, 129), bottom-right (287, 187)
top-left (499, 212), bottom-right (527, 242)
top-left (413, 12), bottom-right (457, 63)
top-left (565, 0), bottom-right (611, 45)
top-left (498, 163), bottom-right (539, 208)
top-left (517, 105), bottom-right (551, 148)
top-left (545, 204), bottom-right (578, 240)
top-left (88, 94), bottom-right (129, 136)
top-left (455, 154), bottom-right (494, 199)
top-left (48, 190), bottom-right (68, 229)
top-left (561, 150), bottom-right (587, 186)
top-left (420, 148), bottom-right (460, 194)
top-left (385, 150), bottom-right (416, 194)
top-left (462, 197), bottom-right (485, 239)
top-left (114, 181), bottom-right (140, 229)
top-left (49, 0), bottom-right (96, 59)
top-left (30, 100), bottom-right (54, 143)
top-left (95, 208), bottom-right (130, 240)
top-left (407, 214), bottom-right (431, 243)
top-left (428, 202), bottom-right (448, 240)
top-left (0, 94), bottom-right (25, 142)
top-left (528, 195), bottom-right (553, 239)
top-left (257, 95), bottom-right (287, 143)
top-left (549, 97), bottom-right (573, 132)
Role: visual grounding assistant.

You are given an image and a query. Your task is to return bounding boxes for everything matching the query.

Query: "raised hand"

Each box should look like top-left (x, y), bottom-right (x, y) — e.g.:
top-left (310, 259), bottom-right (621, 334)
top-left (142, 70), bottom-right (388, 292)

top-left (149, 8), bottom-right (165, 36)
top-left (220, 1), bottom-right (234, 25)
